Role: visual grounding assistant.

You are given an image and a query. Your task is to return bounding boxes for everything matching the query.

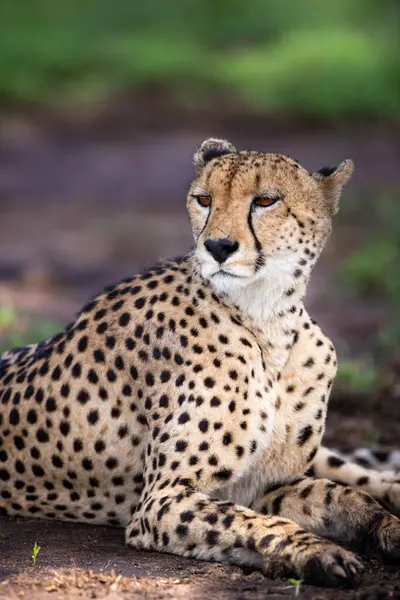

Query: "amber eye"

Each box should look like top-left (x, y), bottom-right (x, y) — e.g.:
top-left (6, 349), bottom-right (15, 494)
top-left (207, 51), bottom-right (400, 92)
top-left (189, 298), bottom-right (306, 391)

top-left (196, 195), bottom-right (212, 208)
top-left (253, 196), bottom-right (280, 208)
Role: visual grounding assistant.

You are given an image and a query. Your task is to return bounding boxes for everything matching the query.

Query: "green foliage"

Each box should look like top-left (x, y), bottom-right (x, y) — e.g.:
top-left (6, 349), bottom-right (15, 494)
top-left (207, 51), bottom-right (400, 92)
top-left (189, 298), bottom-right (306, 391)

top-left (337, 359), bottom-right (378, 392)
top-left (342, 195), bottom-right (400, 350)
top-left (0, 304), bottom-right (17, 330)
top-left (343, 239), bottom-right (398, 295)
top-left (0, 0), bottom-right (399, 116)
top-left (0, 304), bottom-right (60, 355)
top-left (217, 28), bottom-right (399, 117)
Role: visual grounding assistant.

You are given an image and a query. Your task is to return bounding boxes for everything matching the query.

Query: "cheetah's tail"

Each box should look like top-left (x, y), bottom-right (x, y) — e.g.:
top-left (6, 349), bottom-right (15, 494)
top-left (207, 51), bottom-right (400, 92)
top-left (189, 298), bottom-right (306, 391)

top-left (334, 447), bottom-right (400, 473)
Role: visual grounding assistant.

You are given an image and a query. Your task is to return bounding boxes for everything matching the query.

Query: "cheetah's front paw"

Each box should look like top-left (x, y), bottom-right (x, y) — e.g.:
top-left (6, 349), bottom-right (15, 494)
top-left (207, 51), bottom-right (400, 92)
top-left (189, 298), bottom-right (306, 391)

top-left (267, 539), bottom-right (363, 587)
top-left (302, 546), bottom-right (363, 588)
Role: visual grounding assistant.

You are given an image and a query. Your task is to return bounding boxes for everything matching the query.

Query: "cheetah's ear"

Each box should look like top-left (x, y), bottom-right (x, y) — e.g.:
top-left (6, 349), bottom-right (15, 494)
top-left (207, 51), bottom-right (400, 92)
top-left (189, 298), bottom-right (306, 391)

top-left (312, 159), bottom-right (354, 216)
top-left (193, 138), bottom-right (237, 174)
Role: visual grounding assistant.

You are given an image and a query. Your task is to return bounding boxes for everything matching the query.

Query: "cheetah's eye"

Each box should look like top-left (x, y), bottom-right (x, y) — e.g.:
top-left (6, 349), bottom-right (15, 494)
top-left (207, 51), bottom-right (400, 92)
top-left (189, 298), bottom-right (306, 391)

top-left (253, 195), bottom-right (281, 209)
top-left (195, 195), bottom-right (212, 208)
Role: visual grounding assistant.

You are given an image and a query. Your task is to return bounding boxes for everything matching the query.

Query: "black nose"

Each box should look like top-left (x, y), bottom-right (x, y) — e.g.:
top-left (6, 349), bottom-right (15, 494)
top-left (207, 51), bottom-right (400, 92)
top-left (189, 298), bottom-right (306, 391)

top-left (204, 238), bottom-right (239, 263)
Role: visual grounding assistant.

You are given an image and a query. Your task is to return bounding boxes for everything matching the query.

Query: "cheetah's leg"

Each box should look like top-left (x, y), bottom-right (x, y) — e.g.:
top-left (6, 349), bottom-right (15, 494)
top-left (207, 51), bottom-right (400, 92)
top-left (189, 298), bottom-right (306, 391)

top-left (126, 486), bottom-right (362, 586)
top-left (252, 475), bottom-right (400, 557)
top-left (309, 446), bottom-right (400, 516)
top-left (278, 313), bottom-right (400, 516)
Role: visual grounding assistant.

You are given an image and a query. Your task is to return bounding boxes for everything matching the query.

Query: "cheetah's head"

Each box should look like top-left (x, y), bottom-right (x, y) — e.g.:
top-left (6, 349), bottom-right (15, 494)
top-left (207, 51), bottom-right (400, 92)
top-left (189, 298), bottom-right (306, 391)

top-left (187, 138), bottom-right (353, 298)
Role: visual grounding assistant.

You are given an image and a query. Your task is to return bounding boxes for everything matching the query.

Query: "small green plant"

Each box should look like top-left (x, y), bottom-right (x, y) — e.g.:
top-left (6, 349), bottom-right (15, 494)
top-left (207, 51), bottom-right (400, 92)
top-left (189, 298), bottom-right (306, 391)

top-left (288, 578), bottom-right (303, 597)
top-left (32, 541), bottom-right (41, 567)
top-left (281, 578), bottom-right (303, 596)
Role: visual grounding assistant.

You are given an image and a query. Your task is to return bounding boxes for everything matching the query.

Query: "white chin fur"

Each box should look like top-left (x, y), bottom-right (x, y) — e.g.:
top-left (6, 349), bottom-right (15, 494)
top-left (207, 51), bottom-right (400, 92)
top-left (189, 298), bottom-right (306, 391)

top-left (196, 250), bottom-right (300, 325)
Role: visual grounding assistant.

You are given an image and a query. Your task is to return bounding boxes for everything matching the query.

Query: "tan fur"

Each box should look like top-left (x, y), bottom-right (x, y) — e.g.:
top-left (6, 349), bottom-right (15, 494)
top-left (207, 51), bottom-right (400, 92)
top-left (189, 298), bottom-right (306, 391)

top-left (0, 139), bottom-right (399, 587)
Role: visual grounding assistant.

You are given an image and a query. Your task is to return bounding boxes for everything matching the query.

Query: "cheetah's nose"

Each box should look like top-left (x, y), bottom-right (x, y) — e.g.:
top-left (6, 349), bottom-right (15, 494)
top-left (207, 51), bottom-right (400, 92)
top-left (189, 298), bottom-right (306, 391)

top-left (204, 238), bottom-right (239, 264)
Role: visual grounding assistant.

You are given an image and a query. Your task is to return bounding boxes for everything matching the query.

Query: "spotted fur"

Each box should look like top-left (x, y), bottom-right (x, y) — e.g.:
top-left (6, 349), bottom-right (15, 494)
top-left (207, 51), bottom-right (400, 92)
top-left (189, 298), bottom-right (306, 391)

top-left (1, 138), bottom-right (400, 587)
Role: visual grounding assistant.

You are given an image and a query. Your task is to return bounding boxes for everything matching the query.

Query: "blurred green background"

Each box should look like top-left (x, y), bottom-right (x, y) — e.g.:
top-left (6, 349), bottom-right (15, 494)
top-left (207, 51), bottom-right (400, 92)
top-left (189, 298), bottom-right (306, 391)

top-left (0, 0), bottom-right (400, 441)
top-left (0, 0), bottom-right (399, 116)
top-left (0, 0), bottom-right (400, 117)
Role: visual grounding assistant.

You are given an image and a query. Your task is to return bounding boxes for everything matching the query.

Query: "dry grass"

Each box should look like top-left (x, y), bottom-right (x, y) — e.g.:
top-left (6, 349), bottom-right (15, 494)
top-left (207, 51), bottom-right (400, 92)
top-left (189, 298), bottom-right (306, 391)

top-left (0, 567), bottom-right (194, 599)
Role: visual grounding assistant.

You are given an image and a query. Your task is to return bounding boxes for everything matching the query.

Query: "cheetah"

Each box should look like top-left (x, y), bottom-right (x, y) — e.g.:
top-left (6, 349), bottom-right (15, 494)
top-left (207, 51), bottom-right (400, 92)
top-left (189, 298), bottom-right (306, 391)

top-left (1, 138), bottom-right (400, 587)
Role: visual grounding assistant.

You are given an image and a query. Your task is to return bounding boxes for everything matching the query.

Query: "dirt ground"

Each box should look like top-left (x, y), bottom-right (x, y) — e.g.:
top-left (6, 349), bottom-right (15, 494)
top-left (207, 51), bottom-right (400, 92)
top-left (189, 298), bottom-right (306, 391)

top-left (1, 516), bottom-right (400, 600)
top-left (1, 107), bottom-right (400, 598)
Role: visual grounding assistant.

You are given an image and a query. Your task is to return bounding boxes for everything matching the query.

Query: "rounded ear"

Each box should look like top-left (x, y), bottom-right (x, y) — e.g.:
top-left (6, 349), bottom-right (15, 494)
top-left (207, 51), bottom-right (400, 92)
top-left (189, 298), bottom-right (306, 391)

top-left (312, 159), bottom-right (354, 216)
top-left (193, 138), bottom-right (237, 174)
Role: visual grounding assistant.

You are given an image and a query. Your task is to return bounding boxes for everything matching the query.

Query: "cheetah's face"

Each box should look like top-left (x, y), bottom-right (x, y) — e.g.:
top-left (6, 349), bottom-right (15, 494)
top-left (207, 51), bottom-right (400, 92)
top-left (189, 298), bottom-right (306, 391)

top-left (187, 138), bottom-right (353, 294)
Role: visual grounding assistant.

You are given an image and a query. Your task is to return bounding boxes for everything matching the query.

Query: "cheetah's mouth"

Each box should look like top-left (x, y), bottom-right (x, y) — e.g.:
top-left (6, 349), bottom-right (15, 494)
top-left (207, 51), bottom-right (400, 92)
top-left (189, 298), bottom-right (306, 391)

top-left (213, 269), bottom-right (245, 279)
